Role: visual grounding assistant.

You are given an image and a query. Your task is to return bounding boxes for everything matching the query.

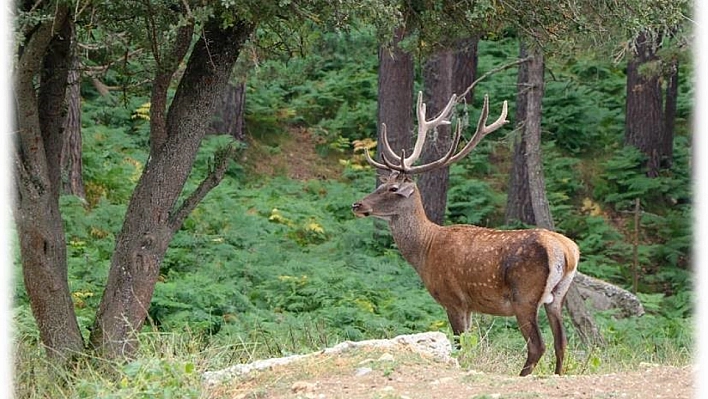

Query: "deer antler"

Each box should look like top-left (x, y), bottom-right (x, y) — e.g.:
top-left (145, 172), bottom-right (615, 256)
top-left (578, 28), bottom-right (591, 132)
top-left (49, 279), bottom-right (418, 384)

top-left (364, 92), bottom-right (508, 174)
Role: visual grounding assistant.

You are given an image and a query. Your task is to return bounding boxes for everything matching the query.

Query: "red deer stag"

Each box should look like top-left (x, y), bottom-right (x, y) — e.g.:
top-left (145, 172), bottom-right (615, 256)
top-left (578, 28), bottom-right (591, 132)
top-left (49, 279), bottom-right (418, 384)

top-left (352, 92), bottom-right (579, 376)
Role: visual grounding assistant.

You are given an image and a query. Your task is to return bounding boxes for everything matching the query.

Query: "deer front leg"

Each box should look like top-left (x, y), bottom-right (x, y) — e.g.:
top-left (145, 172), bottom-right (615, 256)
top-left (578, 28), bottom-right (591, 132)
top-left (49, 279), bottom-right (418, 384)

top-left (445, 308), bottom-right (470, 349)
top-left (515, 305), bottom-right (545, 376)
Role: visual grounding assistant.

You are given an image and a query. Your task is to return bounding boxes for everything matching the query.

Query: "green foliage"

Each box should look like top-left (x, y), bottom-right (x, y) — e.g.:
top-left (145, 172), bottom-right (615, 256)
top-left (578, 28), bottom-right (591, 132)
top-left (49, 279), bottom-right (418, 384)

top-left (446, 164), bottom-right (505, 226)
top-left (246, 27), bottom-right (379, 150)
top-left (543, 70), bottom-right (625, 154)
top-left (13, 327), bottom-right (205, 399)
top-left (12, 24), bottom-right (693, 397)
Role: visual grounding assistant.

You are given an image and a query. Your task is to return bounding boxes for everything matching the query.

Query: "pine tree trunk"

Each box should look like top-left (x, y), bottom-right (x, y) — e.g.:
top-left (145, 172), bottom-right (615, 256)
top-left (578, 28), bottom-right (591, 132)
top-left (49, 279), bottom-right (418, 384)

top-left (662, 57), bottom-right (679, 169)
top-left (452, 37), bottom-right (478, 103)
top-left (505, 43), bottom-right (535, 226)
top-left (14, 6), bottom-right (85, 361)
top-left (625, 31), bottom-right (665, 177)
top-left (376, 26), bottom-right (414, 175)
top-left (89, 18), bottom-right (253, 358)
top-left (375, 26), bottom-right (414, 238)
top-left (419, 49), bottom-right (454, 225)
top-left (524, 49), bottom-right (555, 229)
top-left (209, 81), bottom-right (246, 141)
top-left (61, 28), bottom-right (86, 199)
top-left (417, 40), bottom-right (478, 225)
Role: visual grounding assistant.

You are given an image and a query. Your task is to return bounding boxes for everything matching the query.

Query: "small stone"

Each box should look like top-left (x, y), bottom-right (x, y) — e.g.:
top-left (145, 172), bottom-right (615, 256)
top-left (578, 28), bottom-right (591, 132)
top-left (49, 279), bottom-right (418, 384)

top-left (355, 367), bottom-right (373, 377)
top-left (378, 353), bottom-right (395, 362)
top-left (291, 381), bottom-right (316, 394)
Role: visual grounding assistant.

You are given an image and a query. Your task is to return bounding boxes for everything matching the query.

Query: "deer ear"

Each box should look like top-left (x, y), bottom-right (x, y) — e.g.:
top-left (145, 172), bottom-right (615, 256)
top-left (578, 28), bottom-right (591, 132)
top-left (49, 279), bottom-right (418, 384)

top-left (395, 182), bottom-right (416, 198)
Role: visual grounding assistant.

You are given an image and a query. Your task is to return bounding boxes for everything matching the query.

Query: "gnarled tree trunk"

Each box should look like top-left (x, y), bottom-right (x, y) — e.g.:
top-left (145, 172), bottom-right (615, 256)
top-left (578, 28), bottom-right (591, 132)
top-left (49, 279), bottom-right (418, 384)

top-left (13, 5), bottom-right (84, 362)
top-left (88, 18), bottom-right (254, 358)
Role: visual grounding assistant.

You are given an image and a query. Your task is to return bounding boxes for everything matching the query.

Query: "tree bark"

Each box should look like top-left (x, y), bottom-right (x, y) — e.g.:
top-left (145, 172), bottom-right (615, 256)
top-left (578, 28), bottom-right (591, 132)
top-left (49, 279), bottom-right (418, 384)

top-left (625, 31), bottom-right (666, 178)
top-left (376, 26), bottom-right (414, 178)
top-left (13, 5), bottom-right (85, 361)
top-left (61, 25), bottom-right (86, 199)
top-left (89, 18), bottom-right (253, 358)
top-left (149, 23), bottom-right (194, 157)
top-left (419, 49), bottom-right (454, 225)
top-left (505, 43), bottom-right (535, 226)
top-left (375, 26), bottom-right (414, 238)
top-left (523, 48), bottom-right (554, 230)
top-left (662, 56), bottom-right (678, 169)
top-left (209, 81), bottom-right (246, 141)
top-left (452, 38), bottom-right (478, 103)
top-left (417, 39), bottom-right (478, 225)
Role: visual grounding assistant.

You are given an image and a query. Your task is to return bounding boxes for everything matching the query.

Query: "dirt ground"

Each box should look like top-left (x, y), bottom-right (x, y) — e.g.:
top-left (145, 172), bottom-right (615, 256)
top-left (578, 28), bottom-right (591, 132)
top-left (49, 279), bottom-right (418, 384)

top-left (203, 345), bottom-right (695, 399)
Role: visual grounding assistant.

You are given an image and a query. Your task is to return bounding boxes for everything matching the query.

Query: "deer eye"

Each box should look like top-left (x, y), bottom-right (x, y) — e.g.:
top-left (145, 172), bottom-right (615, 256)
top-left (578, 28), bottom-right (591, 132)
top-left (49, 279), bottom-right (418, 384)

top-left (389, 186), bottom-right (399, 193)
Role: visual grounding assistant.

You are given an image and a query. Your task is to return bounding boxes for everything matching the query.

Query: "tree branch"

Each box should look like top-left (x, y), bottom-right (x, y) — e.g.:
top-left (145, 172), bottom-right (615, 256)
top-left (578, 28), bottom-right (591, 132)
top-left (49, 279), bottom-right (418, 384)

top-left (456, 56), bottom-right (533, 104)
top-left (168, 145), bottom-right (237, 232)
top-left (150, 22), bottom-right (195, 156)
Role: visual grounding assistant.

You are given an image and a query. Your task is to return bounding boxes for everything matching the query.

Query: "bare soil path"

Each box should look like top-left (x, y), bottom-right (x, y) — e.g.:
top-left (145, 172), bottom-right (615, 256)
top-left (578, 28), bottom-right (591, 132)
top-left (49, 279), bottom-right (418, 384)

top-left (203, 334), bottom-right (695, 399)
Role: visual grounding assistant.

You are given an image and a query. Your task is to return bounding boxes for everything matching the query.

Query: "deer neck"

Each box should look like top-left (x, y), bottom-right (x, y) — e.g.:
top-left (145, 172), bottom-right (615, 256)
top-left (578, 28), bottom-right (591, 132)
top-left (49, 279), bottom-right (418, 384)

top-left (388, 199), bottom-right (438, 275)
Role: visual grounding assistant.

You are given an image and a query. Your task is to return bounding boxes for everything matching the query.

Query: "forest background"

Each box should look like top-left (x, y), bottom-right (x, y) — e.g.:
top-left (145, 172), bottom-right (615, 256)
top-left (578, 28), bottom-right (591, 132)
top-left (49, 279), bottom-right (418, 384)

top-left (5, 0), bottom-right (707, 397)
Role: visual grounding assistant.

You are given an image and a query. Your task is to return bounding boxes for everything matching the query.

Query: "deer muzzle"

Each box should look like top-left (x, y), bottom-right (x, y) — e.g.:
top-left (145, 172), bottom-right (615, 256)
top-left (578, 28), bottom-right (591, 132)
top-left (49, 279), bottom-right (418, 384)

top-left (351, 202), bottom-right (371, 217)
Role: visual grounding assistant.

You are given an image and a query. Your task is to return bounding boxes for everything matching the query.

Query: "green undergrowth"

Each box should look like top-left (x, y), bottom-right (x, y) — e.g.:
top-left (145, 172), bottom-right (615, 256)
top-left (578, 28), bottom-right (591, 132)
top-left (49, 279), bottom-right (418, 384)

top-left (12, 30), bottom-right (694, 398)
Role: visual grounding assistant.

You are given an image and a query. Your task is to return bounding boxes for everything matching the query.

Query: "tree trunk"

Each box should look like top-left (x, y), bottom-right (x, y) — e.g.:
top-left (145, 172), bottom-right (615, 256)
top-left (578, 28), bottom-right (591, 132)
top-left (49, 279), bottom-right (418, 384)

top-left (662, 56), bottom-right (678, 169)
top-left (419, 49), bottom-right (454, 225)
top-left (375, 26), bottom-right (414, 238)
top-left (418, 39), bottom-right (478, 225)
top-left (505, 43), bottom-right (535, 226)
top-left (61, 26), bottom-right (86, 199)
top-left (625, 31), bottom-right (666, 177)
top-left (376, 26), bottom-right (414, 177)
top-left (13, 6), bottom-right (84, 361)
top-left (209, 81), bottom-right (246, 141)
top-left (520, 44), bottom-right (605, 346)
top-left (452, 38), bottom-right (478, 103)
top-left (523, 48), bottom-right (554, 230)
top-left (89, 18), bottom-right (253, 358)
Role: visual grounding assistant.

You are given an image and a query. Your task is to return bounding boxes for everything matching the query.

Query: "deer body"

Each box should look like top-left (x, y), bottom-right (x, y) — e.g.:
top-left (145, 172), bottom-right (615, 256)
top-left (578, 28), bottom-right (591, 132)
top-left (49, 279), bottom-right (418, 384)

top-left (353, 91), bottom-right (579, 376)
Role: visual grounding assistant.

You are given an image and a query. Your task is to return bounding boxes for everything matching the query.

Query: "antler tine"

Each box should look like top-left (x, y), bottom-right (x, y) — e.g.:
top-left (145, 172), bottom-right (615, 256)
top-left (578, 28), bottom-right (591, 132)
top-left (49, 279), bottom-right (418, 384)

top-left (445, 95), bottom-right (508, 165)
top-left (406, 91), bottom-right (457, 169)
top-left (404, 120), bottom-right (463, 175)
top-left (379, 148), bottom-right (404, 171)
top-left (363, 122), bottom-right (404, 171)
top-left (380, 123), bottom-right (403, 165)
top-left (363, 146), bottom-right (391, 170)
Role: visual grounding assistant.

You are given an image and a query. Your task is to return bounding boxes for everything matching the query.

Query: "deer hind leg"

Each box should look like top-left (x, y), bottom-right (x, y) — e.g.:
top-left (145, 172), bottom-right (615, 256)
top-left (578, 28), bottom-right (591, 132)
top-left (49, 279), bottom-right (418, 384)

top-left (514, 305), bottom-right (544, 376)
top-left (544, 301), bottom-right (567, 375)
top-left (545, 272), bottom-right (574, 375)
top-left (445, 308), bottom-right (470, 349)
